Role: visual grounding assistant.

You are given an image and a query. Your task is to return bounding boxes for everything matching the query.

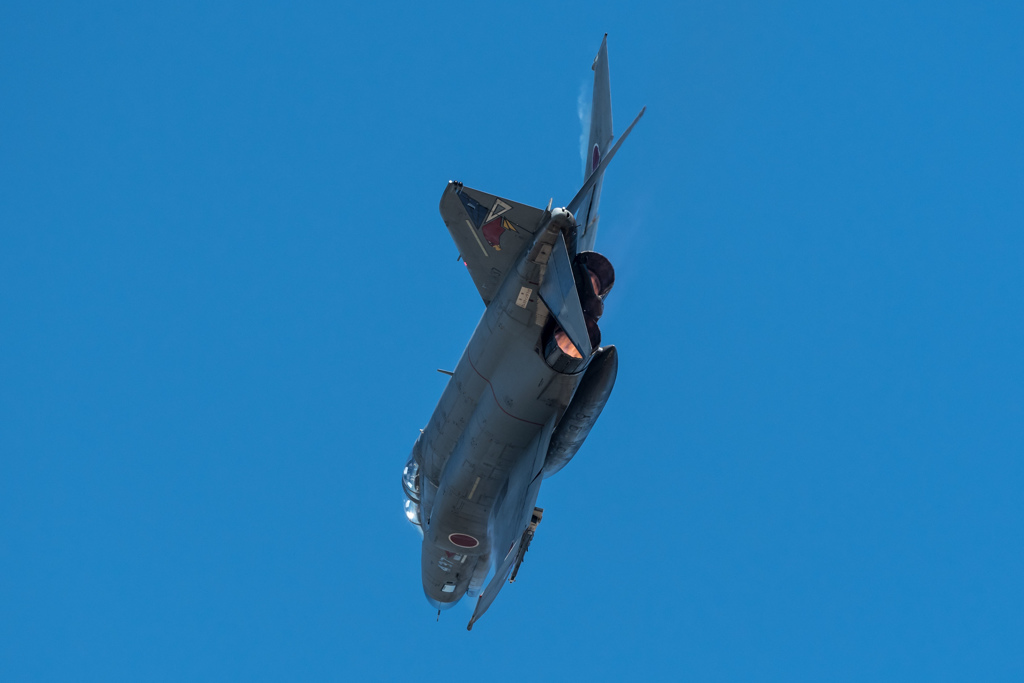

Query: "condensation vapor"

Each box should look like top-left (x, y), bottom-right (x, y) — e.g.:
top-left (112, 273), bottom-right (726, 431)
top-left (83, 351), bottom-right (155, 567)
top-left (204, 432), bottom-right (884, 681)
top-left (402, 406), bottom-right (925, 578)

top-left (600, 188), bottom-right (653, 312)
top-left (577, 81), bottom-right (591, 180)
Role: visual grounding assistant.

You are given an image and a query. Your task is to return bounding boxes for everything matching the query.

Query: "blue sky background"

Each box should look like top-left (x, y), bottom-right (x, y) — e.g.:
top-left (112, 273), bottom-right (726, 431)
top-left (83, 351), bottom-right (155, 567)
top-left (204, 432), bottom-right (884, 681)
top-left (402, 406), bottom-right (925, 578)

top-left (2, 2), bottom-right (1022, 680)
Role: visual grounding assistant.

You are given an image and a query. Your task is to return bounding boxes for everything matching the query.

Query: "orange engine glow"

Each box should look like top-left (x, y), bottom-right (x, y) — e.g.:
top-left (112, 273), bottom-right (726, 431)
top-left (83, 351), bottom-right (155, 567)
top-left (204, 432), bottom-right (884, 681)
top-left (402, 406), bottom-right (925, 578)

top-left (555, 329), bottom-right (582, 359)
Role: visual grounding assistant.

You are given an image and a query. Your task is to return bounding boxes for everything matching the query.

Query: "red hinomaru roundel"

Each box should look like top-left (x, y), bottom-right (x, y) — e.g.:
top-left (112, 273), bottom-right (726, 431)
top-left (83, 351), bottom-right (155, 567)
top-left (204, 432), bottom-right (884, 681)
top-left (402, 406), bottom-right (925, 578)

top-left (448, 533), bottom-right (479, 548)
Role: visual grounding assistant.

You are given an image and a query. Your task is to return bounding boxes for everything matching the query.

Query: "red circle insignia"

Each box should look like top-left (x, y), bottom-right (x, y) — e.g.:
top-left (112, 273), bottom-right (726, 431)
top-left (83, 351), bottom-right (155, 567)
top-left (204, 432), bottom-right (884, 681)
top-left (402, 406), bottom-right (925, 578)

top-left (449, 533), bottom-right (479, 548)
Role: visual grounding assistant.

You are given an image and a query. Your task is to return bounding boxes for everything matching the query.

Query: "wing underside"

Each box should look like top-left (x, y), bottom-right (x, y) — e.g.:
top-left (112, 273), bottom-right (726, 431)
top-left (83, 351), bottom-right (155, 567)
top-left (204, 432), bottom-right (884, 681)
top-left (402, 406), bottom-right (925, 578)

top-left (439, 182), bottom-right (548, 304)
top-left (467, 414), bottom-right (556, 630)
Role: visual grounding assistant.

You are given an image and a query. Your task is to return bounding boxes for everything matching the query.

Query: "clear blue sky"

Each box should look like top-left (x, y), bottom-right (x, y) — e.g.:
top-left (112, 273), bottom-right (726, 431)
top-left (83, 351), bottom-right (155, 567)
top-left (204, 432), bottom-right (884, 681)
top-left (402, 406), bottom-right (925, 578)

top-left (2, 2), bottom-right (1022, 680)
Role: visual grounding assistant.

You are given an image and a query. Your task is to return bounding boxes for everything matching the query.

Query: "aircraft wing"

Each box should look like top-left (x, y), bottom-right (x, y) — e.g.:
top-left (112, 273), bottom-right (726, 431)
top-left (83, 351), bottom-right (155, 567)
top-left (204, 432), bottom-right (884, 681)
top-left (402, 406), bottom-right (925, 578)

top-left (439, 182), bottom-right (548, 304)
top-left (466, 528), bottom-right (521, 631)
top-left (467, 414), bottom-right (557, 630)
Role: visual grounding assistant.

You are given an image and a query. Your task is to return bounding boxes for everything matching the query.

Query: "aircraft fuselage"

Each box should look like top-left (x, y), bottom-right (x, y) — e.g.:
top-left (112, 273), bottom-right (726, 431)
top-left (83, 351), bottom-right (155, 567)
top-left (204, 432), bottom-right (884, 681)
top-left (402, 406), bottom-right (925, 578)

top-left (401, 35), bottom-right (638, 628)
top-left (412, 211), bottom-right (582, 609)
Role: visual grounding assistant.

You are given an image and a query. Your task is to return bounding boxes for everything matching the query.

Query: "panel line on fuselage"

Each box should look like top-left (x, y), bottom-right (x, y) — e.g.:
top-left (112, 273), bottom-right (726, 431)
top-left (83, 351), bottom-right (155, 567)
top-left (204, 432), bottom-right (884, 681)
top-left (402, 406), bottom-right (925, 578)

top-left (467, 355), bottom-right (545, 427)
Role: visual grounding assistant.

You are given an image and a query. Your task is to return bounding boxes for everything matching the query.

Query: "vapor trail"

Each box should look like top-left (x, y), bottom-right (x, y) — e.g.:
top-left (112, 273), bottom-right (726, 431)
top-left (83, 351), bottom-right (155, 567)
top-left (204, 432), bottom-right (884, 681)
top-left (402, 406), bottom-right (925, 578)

top-left (577, 81), bottom-right (591, 180)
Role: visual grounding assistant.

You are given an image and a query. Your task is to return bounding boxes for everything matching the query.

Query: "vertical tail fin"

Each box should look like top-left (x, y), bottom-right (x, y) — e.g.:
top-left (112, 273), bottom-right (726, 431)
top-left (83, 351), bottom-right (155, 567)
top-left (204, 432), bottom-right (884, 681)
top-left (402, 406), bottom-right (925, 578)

top-left (578, 35), bottom-right (613, 253)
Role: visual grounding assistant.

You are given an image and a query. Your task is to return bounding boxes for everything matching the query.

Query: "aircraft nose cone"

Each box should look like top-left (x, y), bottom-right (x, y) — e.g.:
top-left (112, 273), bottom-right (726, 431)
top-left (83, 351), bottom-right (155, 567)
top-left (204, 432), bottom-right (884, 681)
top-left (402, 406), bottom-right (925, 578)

top-left (422, 537), bottom-right (473, 609)
top-left (423, 575), bottom-right (468, 610)
top-left (424, 592), bottom-right (462, 611)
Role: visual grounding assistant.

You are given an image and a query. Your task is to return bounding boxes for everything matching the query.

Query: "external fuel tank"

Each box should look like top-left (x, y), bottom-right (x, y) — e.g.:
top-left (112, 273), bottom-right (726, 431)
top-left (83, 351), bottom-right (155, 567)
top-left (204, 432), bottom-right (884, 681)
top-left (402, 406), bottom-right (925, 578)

top-left (542, 345), bottom-right (618, 478)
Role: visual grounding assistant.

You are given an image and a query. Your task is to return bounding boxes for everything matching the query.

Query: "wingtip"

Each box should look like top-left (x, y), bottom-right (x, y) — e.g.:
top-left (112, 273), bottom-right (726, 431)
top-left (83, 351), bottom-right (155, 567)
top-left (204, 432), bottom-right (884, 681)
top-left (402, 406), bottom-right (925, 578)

top-left (594, 34), bottom-right (608, 70)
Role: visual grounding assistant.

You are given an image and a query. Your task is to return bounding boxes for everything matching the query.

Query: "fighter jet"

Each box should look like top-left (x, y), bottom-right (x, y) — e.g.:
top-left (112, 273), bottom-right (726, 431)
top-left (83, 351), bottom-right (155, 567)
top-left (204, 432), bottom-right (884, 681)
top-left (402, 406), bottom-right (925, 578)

top-left (401, 35), bottom-right (644, 629)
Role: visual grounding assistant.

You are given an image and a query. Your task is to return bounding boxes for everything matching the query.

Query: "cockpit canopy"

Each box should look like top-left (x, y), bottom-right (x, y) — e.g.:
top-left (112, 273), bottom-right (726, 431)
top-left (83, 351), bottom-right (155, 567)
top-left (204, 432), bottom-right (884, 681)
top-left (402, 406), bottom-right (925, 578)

top-left (403, 498), bottom-right (421, 526)
top-left (402, 458), bottom-right (420, 503)
top-left (402, 456), bottom-right (422, 528)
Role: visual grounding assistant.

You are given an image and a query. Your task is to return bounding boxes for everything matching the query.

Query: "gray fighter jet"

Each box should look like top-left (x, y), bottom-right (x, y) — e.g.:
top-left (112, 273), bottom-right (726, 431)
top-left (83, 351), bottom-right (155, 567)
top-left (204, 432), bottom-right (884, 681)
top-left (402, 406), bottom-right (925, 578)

top-left (401, 35), bottom-right (644, 630)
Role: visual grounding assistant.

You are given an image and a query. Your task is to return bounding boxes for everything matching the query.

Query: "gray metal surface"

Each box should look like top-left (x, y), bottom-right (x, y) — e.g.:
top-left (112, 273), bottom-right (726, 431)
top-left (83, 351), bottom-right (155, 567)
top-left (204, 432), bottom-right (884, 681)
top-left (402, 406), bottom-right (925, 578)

top-left (542, 345), bottom-right (619, 478)
top-left (538, 229), bottom-right (592, 358)
top-left (578, 34), bottom-right (612, 253)
top-left (402, 35), bottom-right (643, 629)
top-left (438, 183), bottom-right (547, 304)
